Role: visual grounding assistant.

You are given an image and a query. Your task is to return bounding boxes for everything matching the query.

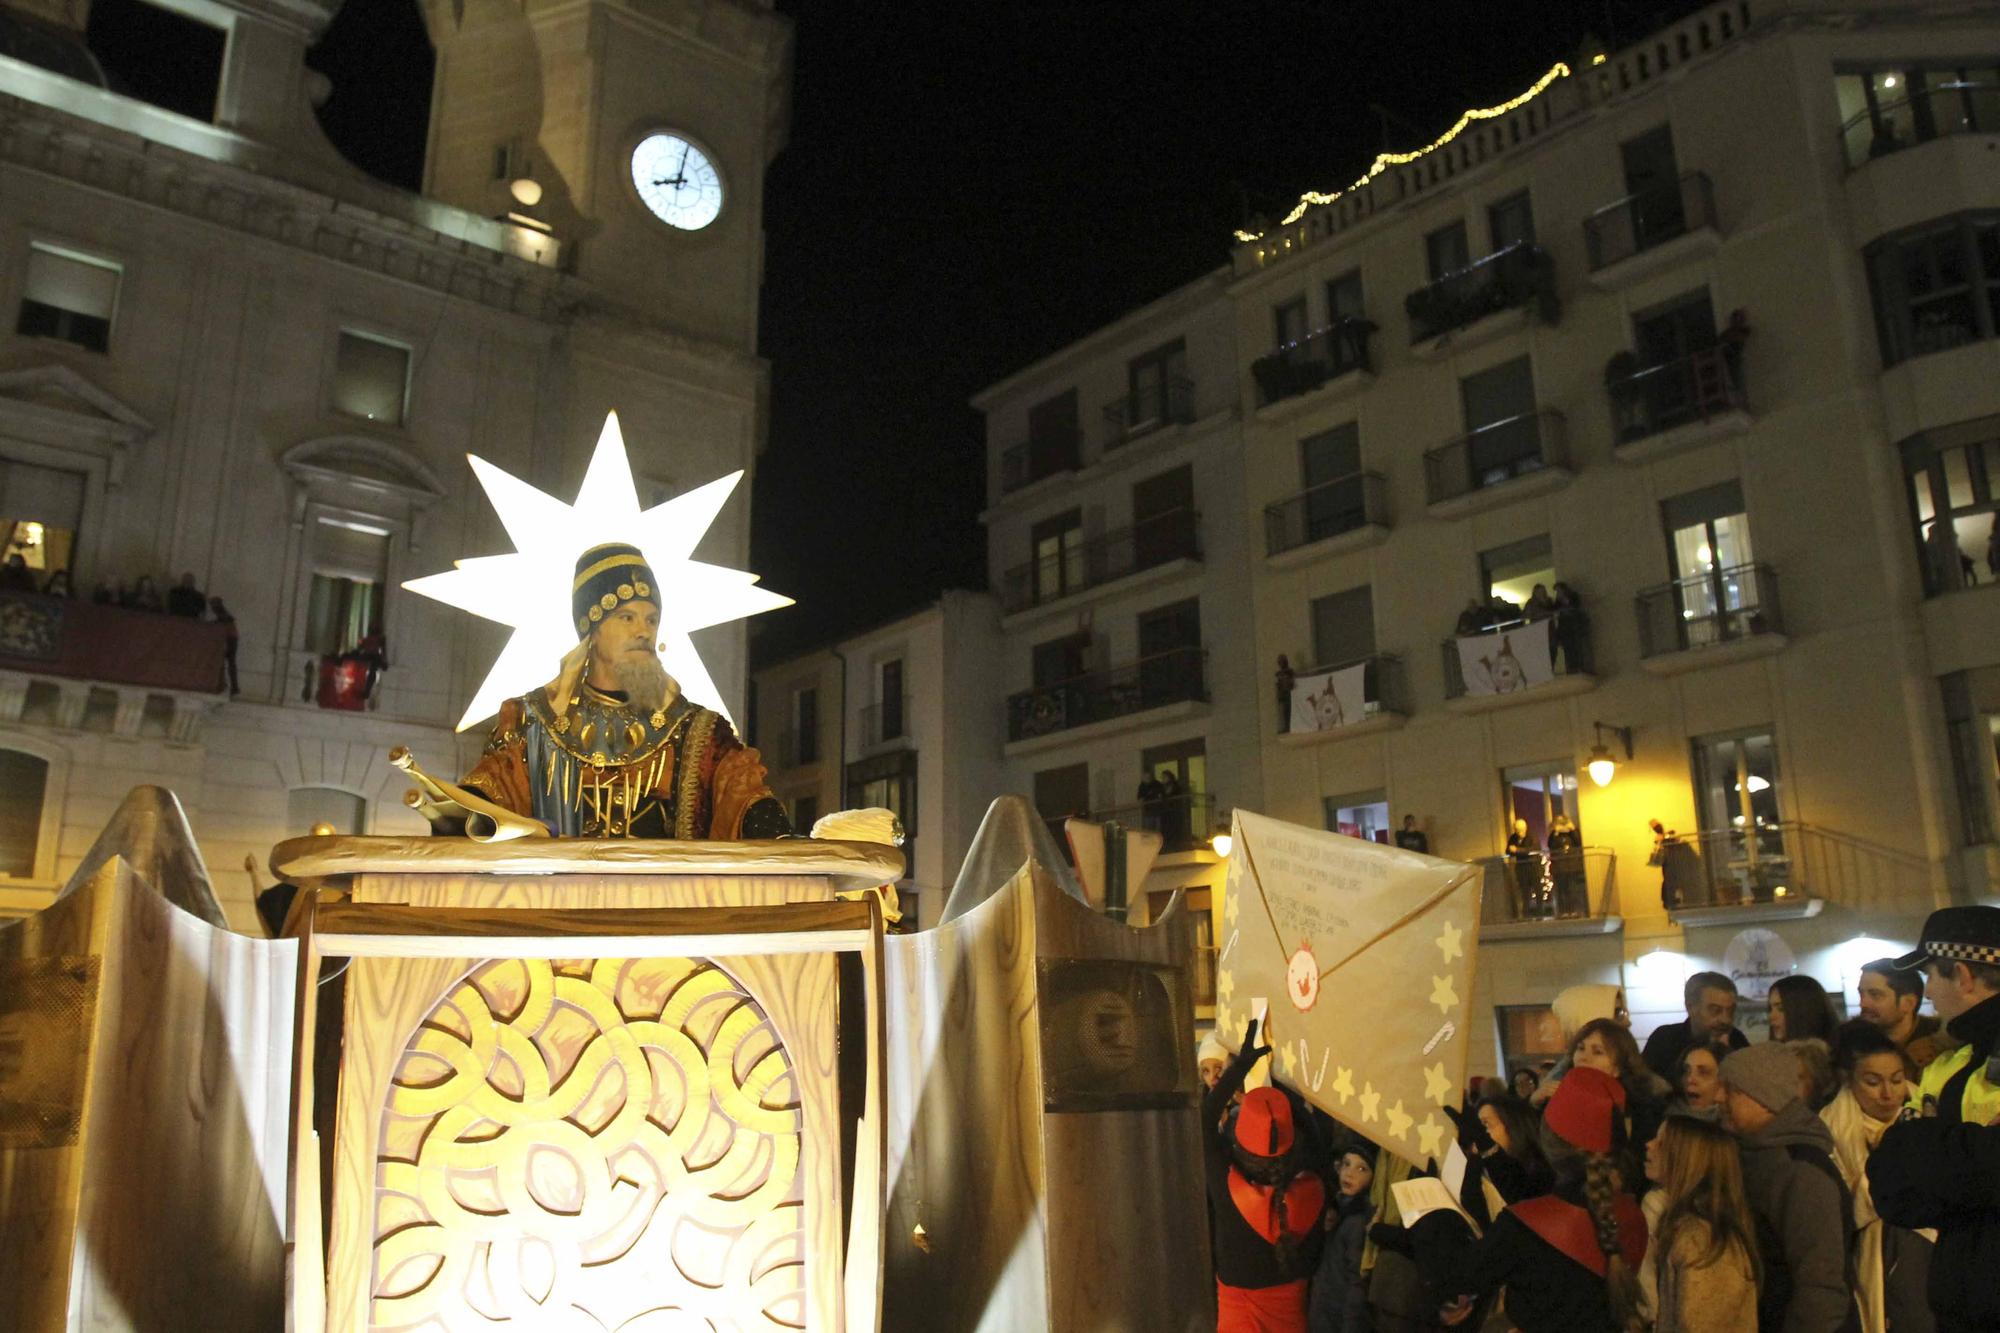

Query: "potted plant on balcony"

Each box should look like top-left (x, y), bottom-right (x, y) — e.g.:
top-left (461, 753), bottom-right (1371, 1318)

top-left (1605, 349), bottom-right (1646, 442)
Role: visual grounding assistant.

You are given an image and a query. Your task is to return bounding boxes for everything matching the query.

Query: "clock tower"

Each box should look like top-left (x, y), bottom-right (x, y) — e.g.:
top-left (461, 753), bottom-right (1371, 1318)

top-left (418, 0), bottom-right (791, 355)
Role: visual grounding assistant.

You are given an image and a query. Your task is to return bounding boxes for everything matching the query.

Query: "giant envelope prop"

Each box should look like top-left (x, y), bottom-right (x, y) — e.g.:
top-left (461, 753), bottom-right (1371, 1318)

top-left (1216, 810), bottom-right (1482, 1168)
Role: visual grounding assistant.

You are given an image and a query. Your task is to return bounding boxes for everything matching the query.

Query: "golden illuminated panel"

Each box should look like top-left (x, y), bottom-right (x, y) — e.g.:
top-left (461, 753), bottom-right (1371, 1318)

top-left (369, 956), bottom-right (805, 1330)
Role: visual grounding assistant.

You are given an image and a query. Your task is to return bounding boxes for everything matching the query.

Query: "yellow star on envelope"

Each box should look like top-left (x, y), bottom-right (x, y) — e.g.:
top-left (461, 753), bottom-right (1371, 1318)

top-left (1214, 1006), bottom-right (1232, 1041)
top-left (1279, 1042), bottom-right (1298, 1078)
top-left (1430, 973), bottom-right (1459, 1015)
top-left (1386, 1099), bottom-right (1413, 1141)
top-left (1424, 1061), bottom-right (1453, 1106)
top-left (1331, 1066), bottom-right (1355, 1105)
top-left (1358, 1082), bottom-right (1381, 1123)
top-left (1418, 1115), bottom-right (1446, 1161)
top-left (1435, 920), bottom-right (1463, 964)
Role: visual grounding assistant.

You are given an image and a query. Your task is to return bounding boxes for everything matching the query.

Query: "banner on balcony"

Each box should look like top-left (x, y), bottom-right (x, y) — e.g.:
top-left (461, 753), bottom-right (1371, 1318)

top-left (1289, 662), bottom-right (1367, 733)
top-left (1455, 618), bottom-right (1554, 696)
top-left (1214, 809), bottom-right (1482, 1169)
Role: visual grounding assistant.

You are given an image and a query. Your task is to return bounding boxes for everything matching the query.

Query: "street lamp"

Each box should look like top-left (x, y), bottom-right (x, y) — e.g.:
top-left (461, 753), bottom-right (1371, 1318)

top-left (1586, 721), bottom-right (1634, 787)
top-left (1210, 831), bottom-right (1233, 859)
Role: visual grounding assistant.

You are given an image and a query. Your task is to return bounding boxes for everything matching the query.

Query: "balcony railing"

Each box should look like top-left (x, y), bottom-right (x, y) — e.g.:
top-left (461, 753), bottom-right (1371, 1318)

top-left (1636, 563), bottom-right (1783, 659)
top-left (998, 427), bottom-right (1082, 495)
top-left (1422, 409), bottom-right (1567, 506)
top-left (1584, 171), bottom-right (1717, 271)
top-left (1442, 612), bottom-right (1594, 700)
top-left (858, 696), bottom-right (908, 748)
top-left (1250, 318), bottom-right (1377, 406)
top-left (1264, 471), bottom-right (1388, 556)
top-left (1277, 653), bottom-right (1406, 734)
top-left (1607, 345), bottom-right (1745, 444)
top-left (1103, 375), bottom-right (1195, 444)
top-left (1841, 80), bottom-right (2000, 170)
top-left (1040, 793), bottom-right (1220, 860)
top-left (1473, 848), bottom-right (1618, 926)
top-left (999, 508), bottom-right (1201, 614)
top-left (1006, 645), bottom-right (1207, 742)
top-left (765, 728), bottom-right (819, 769)
top-left (0, 591), bottom-right (230, 741)
top-left (1405, 241), bottom-right (1558, 343)
top-left (1664, 823), bottom-right (1930, 915)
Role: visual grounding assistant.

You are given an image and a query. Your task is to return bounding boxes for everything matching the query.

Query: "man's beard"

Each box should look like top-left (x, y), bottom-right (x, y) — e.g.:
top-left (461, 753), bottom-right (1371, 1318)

top-left (611, 652), bottom-right (670, 713)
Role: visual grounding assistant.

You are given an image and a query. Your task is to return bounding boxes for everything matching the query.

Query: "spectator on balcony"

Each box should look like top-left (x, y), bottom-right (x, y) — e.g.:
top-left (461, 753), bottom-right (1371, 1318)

top-left (210, 595), bottom-right (240, 696)
top-left (1551, 582), bottom-right (1589, 673)
top-left (1138, 771), bottom-right (1165, 836)
top-left (125, 574), bottom-right (163, 612)
top-left (1547, 814), bottom-right (1587, 918)
top-left (1987, 515), bottom-right (1999, 583)
top-left (1394, 815), bottom-right (1428, 855)
top-left (1159, 770), bottom-right (1189, 849)
top-left (1276, 654), bottom-right (1295, 733)
top-left (1925, 520), bottom-right (1972, 593)
top-left (0, 553), bottom-right (35, 591)
top-left (42, 568), bottom-right (73, 597)
top-left (1523, 583), bottom-right (1557, 622)
top-left (1505, 817), bottom-right (1539, 919)
top-left (1856, 958), bottom-right (1958, 1079)
top-left (1646, 972), bottom-right (1751, 1082)
top-left (166, 571), bottom-right (205, 617)
top-left (1455, 598), bottom-right (1488, 636)
top-left (1649, 819), bottom-right (1703, 911)
top-left (1719, 308), bottom-right (1752, 392)
top-left (90, 577), bottom-right (116, 605)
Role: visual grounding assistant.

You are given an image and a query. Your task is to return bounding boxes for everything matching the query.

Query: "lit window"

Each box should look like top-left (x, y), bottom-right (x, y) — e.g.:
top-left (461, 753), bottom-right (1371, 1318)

top-left (0, 749), bottom-right (50, 877)
top-left (333, 331), bottom-right (413, 425)
top-left (305, 516), bottom-right (390, 656)
top-left (16, 244), bottom-right (121, 353)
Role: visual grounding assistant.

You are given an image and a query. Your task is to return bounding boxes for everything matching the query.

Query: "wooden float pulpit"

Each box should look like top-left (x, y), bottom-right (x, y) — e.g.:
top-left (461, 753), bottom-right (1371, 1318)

top-left (274, 836), bottom-right (902, 1333)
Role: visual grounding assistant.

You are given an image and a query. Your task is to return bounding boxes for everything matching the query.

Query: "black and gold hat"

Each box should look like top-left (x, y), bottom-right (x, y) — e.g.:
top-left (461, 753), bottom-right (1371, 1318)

top-left (572, 542), bottom-right (658, 637)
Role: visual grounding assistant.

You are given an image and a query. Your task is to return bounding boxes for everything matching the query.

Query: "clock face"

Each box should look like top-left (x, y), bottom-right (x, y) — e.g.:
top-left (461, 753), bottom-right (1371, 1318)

top-left (630, 133), bottom-right (723, 231)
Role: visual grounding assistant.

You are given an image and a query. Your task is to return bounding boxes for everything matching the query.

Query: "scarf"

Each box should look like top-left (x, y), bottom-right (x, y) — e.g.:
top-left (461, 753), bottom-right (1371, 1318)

top-left (1821, 1088), bottom-right (1894, 1333)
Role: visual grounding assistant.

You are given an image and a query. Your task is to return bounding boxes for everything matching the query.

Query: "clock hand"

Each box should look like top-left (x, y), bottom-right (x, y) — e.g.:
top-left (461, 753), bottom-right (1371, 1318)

top-left (652, 175), bottom-right (687, 189)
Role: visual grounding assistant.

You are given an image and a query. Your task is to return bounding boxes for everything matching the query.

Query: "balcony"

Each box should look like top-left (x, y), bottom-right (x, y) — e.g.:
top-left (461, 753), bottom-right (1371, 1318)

top-left (1473, 848), bottom-right (1621, 941)
top-left (1636, 563), bottom-right (1786, 674)
top-left (1442, 613), bottom-right (1595, 712)
top-left (1665, 823), bottom-right (1936, 923)
top-left (764, 728), bottom-right (819, 770)
top-left (1250, 319), bottom-right (1376, 412)
top-left (1422, 409), bottom-right (1570, 517)
top-left (1584, 172), bottom-right (1720, 286)
top-left (1606, 345), bottom-right (1750, 461)
top-left (1006, 645), bottom-right (1207, 746)
top-left (1277, 653), bottom-right (1408, 744)
top-left (0, 591), bottom-right (228, 740)
top-left (999, 508), bottom-right (1201, 616)
top-left (1102, 375), bottom-right (1195, 446)
top-left (858, 696), bottom-right (909, 750)
top-left (998, 427), bottom-right (1082, 497)
top-left (1264, 471), bottom-right (1390, 564)
top-left (1841, 79), bottom-right (2000, 171)
top-left (1405, 241), bottom-right (1558, 351)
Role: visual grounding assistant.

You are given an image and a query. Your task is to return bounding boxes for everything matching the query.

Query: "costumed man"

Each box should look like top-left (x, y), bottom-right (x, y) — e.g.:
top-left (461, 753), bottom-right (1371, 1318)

top-left (458, 542), bottom-right (792, 839)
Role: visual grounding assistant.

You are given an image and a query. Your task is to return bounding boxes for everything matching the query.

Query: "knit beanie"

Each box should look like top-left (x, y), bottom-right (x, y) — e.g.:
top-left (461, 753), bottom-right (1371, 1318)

top-left (1198, 1034), bottom-right (1228, 1066)
top-left (1543, 1064), bottom-right (1627, 1154)
top-left (1234, 1087), bottom-right (1296, 1157)
top-left (1721, 1041), bottom-right (1803, 1112)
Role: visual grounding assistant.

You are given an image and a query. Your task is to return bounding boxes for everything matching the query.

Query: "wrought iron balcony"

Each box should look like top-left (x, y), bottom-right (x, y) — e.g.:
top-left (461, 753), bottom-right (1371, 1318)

top-left (1606, 345), bottom-right (1745, 444)
top-left (1636, 563), bottom-right (1782, 659)
top-left (1250, 318), bottom-right (1376, 406)
top-left (1006, 645), bottom-right (1207, 742)
top-left (1277, 653), bottom-right (1406, 734)
top-left (1422, 409), bottom-right (1567, 506)
top-left (1841, 79), bottom-right (2000, 170)
top-left (1584, 171), bottom-right (1717, 271)
top-left (1264, 471), bottom-right (1388, 557)
top-left (1086, 791), bottom-right (1219, 853)
top-left (1472, 847), bottom-right (1618, 926)
top-left (1666, 822), bottom-right (1926, 916)
top-left (997, 426), bottom-right (1082, 495)
top-left (858, 695), bottom-right (909, 749)
top-left (999, 508), bottom-right (1201, 614)
top-left (1405, 241), bottom-right (1558, 343)
top-left (1441, 612), bottom-right (1594, 700)
top-left (1102, 375), bottom-right (1195, 444)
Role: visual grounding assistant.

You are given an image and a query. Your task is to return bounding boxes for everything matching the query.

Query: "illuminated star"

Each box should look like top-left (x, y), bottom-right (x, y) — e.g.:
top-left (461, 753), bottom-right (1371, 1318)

top-left (1430, 974), bottom-right (1460, 1015)
top-left (1279, 1041), bottom-right (1297, 1078)
top-left (1424, 1062), bottom-right (1453, 1106)
top-left (1418, 1116), bottom-right (1446, 1161)
top-left (1358, 1082), bottom-right (1381, 1123)
top-left (1386, 1100), bottom-right (1413, 1142)
top-left (1435, 920), bottom-right (1463, 964)
top-left (403, 411), bottom-right (793, 731)
top-left (1331, 1066), bottom-right (1355, 1105)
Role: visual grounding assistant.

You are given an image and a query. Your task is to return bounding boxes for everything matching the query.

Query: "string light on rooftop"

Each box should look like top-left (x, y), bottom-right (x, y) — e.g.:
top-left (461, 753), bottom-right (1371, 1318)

top-left (1234, 62), bottom-right (1573, 245)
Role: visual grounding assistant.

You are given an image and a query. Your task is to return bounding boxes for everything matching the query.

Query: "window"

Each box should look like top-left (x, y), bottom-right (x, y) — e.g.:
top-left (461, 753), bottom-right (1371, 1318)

top-left (1479, 534), bottom-right (1555, 613)
top-left (847, 751), bottom-right (917, 873)
top-left (1325, 789), bottom-right (1390, 844)
top-left (16, 243), bottom-right (121, 352)
top-left (1501, 762), bottom-right (1579, 853)
top-left (1137, 598), bottom-right (1203, 708)
top-left (1496, 1003), bottom-right (1567, 1085)
top-left (1459, 356), bottom-right (1545, 485)
top-left (1020, 388), bottom-right (1080, 482)
top-left (1941, 672), bottom-right (1999, 847)
top-left (1034, 761), bottom-right (1091, 852)
top-left (85, 0), bottom-right (226, 122)
top-left (333, 331), bottom-right (413, 425)
top-left (1309, 585), bottom-right (1375, 668)
top-left (1125, 338), bottom-right (1188, 432)
top-left (304, 516), bottom-right (389, 656)
top-left (1131, 464), bottom-right (1194, 569)
top-left (1660, 482), bottom-right (1760, 645)
top-left (0, 749), bottom-right (49, 877)
top-left (0, 460), bottom-right (86, 583)
top-left (1902, 417), bottom-right (2000, 594)
top-left (1633, 289), bottom-right (1716, 366)
top-left (792, 687), bottom-right (818, 765)
top-left (286, 786), bottom-right (365, 836)
top-left (1488, 191), bottom-right (1535, 249)
top-left (1141, 737), bottom-right (1207, 850)
top-left (1691, 728), bottom-right (1788, 902)
top-left (1836, 64), bottom-right (2000, 166)
top-left (1426, 221), bottom-right (1470, 280)
top-left (1274, 296), bottom-right (1309, 351)
top-left (1030, 509), bottom-right (1086, 604)
top-left (1326, 270), bottom-right (1365, 322)
top-left (878, 659), bottom-right (904, 740)
top-left (1298, 423), bottom-right (1363, 544)
top-left (1032, 633), bottom-right (1088, 686)
top-left (793, 793), bottom-right (820, 832)
top-left (1866, 214), bottom-right (2000, 367)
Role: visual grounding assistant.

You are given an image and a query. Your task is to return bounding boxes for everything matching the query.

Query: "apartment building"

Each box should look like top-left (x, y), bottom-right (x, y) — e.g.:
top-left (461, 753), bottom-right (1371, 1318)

top-left (1231, 0), bottom-right (2000, 1068)
top-left (751, 591), bottom-right (1006, 930)
top-left (0, 0), bottom-right (791, 927)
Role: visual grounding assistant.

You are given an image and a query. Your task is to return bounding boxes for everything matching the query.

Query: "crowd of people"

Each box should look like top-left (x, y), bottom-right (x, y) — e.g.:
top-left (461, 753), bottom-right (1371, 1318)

top-left (1198, 904), bottom-right (2000, 1333)
top-left (1452, 581), bottom-right (1591, 675)
top-left (0, 557), bottom-right (240, 694)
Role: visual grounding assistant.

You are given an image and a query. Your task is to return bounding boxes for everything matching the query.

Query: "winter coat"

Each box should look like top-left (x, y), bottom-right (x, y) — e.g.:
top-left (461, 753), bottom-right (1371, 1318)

top-left (1900, 1013), bottom-right (1959, 1078)
top-left (1641, 1017), bottom-right (1752, 1082)
top-left (1409, 1186), bottom-right (1646, 1333)
top-left (1822, 1088), bottom-right (1935, 1333)
top-left (1655, 1217), bottom-right (1759, 1333)
top-left (1736, 1099), bottom-right (1860, 1333)
top-left (1204, 1046), bottom-right (1328, 1294)
top-left (1309, 1191), bottom-right (1375, 1333)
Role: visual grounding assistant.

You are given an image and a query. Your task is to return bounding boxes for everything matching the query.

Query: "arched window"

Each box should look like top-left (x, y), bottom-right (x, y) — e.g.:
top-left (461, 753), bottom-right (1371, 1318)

top-left (0, 748), bottom-right (51, 877)
top-left (287, 785), bottom-right (366, 836)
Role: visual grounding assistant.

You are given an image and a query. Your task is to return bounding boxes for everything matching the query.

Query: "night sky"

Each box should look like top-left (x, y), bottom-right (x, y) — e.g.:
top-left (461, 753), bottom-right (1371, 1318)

top-left (287, 1), bottom-right (1711, 660)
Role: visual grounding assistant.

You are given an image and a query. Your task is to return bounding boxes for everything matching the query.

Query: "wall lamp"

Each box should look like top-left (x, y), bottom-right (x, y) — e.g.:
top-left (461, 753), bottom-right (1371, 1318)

top-left (1586, 721), bottom-right (1634, 787)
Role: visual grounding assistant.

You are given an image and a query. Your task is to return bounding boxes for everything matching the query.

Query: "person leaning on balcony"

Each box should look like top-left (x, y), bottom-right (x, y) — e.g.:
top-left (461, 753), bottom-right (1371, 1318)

top-left (208, 596), bottom-right (240, 697)
top-left (1867, 907), bottom-right (2000, 1333)
top-left (1856, 957), bottom-right (1960, 1080)
top-left (0, 552), bottom-right (35, 591)
top-left (166, 571), bottom-right (205, 617)
top-left (1719, 307), bottom-right (1752, 392)
top-left (1547, 814), bottom-right (1587, 918)
top-left (1276, 654), bottom-right (1295, 733)
top-left (1644, 971), bottom-right (1751, 1083)
top-left (1505, 817), bottom-right (1539, 918)
top-left (1551, 582), bottom-right (1588, 673)
top-left (42, 568), bottom-right (72, 597)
